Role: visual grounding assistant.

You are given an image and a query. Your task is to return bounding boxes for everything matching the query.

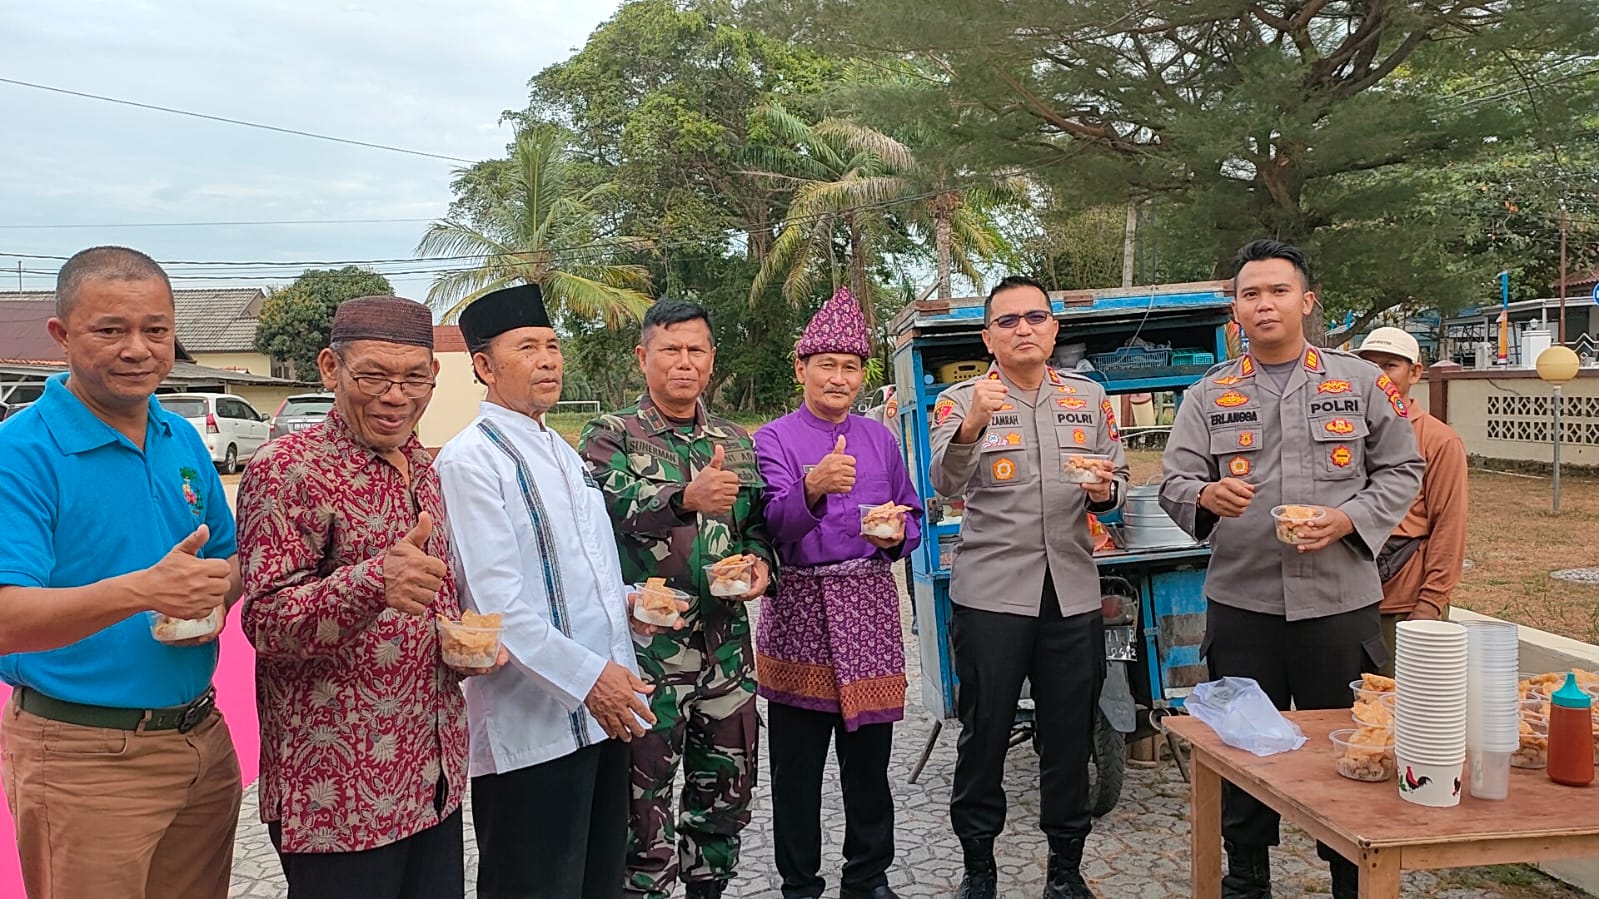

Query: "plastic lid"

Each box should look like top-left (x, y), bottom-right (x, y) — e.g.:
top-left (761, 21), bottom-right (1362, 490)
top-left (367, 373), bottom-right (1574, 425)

top-left (1552, 671), bottom-right (1592, 709)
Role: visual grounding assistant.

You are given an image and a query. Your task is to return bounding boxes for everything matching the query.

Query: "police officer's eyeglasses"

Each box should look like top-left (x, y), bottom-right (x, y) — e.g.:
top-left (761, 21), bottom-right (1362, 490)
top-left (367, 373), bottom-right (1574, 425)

top-left (989, 310), bottom-right (1052, 329)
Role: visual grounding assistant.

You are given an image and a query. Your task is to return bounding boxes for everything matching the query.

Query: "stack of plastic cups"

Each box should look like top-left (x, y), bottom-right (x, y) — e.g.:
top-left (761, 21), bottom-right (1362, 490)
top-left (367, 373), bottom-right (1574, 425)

top-left (1464, 620), bottom-right (1520, 800)
top-left (1394, 620), bottom-right (1470, 807)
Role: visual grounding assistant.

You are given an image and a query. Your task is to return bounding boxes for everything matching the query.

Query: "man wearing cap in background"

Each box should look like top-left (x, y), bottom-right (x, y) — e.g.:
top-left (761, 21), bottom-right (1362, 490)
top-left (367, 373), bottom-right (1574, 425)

top-left (930, 275), bottom-right (1128, 899)
top-left (579, 300), bottom-right (774, 899)
top-left (1355, 327), bottom-right (1468, 673)
top-left (435, 284), bottom-right (663, 899)
top-left (0, 246), bottom-right (241, 899)
top-left (753, 288), bottom-right (923, 899)
top-left (238, 296), bottom-right (505, 898)
top-left (1161, 240), bottom-right (1422, 899)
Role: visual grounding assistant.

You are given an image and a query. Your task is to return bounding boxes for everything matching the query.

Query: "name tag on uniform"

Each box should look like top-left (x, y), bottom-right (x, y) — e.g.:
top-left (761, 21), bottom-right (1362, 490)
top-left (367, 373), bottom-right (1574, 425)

top-left (989, 412), bottom-right (1021, 428)
top-left (1210, 410), bottom-right (1259, 427)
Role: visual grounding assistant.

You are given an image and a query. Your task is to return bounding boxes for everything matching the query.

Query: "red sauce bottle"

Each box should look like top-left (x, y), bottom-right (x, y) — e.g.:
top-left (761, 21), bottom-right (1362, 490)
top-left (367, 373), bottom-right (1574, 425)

top-left (1548, 672), bottom-right (1594, 788)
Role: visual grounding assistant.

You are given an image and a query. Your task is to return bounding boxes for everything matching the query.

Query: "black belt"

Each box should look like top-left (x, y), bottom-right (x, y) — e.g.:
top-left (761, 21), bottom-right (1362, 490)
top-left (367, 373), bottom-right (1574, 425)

top-left (16, 686), bottom-right (216, 733)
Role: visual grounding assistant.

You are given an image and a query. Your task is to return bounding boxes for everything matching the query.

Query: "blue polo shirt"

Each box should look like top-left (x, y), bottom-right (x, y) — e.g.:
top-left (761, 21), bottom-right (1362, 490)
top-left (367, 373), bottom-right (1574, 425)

top-left (0, 374), bottom-right (237, 708)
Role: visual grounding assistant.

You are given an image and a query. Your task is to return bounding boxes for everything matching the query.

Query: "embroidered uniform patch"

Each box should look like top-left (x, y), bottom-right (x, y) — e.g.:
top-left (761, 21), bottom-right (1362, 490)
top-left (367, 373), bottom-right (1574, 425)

top-left (1238, 431), bottom-right (1255, 448)
top-left (1330, 446), bottom-right (1353, 468)
top-left (1324, 418), bottom-right (1355, 435)
top-left (992, 458), bottom-right (1017, 481)
top-left (1216, 391), bottom-right (1249, 407)
top-left (1317, 380), bottom-right (1352, 394)
top-left (934, 399), bottom-right (955, 424)
top-left (1228, 456), bottom-right (1251, 477)
top-left (1101, 399), bottom-right (1119, 441)
top-left (1073, 428), bottom-right (1087, 445)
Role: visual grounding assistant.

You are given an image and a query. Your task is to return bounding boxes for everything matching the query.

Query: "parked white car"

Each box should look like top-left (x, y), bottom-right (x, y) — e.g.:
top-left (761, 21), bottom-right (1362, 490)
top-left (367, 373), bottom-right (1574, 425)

top-left (160, 393), bottom-right (270, 474)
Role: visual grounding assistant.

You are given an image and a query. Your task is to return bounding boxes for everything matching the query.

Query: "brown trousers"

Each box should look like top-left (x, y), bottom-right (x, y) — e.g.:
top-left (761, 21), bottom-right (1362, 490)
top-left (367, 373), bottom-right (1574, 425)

top-left (1, 696), bottom-right (243, 899)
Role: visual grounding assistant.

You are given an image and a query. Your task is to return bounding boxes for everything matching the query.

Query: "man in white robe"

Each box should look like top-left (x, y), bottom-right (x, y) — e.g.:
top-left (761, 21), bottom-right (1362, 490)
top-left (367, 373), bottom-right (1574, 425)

top-left (435, 284), bottom-right (674, 899)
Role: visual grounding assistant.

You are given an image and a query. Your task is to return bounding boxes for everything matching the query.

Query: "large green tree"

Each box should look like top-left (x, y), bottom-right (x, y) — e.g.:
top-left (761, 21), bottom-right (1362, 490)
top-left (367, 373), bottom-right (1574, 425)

top-left (521, 0), bottom-right (841, 409)
top-left (416, 125), bottom-right (654, 324)
top-left (751, 0), bottom-right (1599, 324)
top-left (253, 266), bottom-right (394, 380)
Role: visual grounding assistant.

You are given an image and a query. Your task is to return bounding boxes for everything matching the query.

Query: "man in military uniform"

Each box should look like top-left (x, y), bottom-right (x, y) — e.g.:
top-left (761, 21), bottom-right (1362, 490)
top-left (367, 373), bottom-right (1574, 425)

top-left (1160, 240), bottom-right (1422, 899)
top-left (579, 300), bottom-right (774, 899)
top-left (930, 276), bottom-right (1129, 899)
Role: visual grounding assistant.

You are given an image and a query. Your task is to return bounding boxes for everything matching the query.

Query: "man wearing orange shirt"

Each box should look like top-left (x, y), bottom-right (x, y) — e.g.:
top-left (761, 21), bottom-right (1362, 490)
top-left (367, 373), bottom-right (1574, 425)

top-left (1356, 327), bottom-right (1468, 673)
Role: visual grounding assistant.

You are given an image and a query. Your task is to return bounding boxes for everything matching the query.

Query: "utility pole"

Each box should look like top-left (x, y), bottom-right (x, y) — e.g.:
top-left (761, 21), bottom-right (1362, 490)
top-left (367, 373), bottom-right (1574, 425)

top-left (15, 261), bottom-right (20, 291)
top-left (1558, 205), bottom-right (1568, 345)
top-left (1121, 201), bottom-right (1137, 288)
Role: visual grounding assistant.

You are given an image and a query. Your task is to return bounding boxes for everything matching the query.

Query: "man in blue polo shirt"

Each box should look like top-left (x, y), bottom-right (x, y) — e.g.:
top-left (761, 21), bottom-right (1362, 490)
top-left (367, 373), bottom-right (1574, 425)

top-left (0, 246), bottom-right (243, 899)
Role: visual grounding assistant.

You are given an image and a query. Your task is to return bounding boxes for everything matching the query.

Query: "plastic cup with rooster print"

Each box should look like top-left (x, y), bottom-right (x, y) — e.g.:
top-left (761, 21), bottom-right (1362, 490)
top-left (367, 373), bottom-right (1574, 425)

top-left (1395, 753), bottom-right (1465, 808)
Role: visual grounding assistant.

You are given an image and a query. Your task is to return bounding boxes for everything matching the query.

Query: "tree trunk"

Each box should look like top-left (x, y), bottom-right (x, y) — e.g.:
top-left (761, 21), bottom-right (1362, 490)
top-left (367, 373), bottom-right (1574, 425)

top-left (847, 214), bottom-right (873, 327)
top-left (932, 192), bottom-right (957, 300)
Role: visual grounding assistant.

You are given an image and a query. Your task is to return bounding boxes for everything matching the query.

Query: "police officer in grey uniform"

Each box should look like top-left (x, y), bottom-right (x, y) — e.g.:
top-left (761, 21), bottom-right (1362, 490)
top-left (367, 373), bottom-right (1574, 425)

top-left (1160, 240), bottom-right (1422, 899)
top-left (930, 276), bottom-right (1129, 899)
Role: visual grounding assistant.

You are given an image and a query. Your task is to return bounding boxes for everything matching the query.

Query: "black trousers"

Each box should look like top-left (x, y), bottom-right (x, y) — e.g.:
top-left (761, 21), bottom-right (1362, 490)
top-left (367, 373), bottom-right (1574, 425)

top-left (1204, 601), bottom-right (1385, 855)
top-left (472, 738), bottom-right (630, 899)
top-left (768, 702), bottom-right (896, 899)
top-left (270, 808), bottom-right (464, 899)
top-left (949, 591), bottom-right (1104, 846)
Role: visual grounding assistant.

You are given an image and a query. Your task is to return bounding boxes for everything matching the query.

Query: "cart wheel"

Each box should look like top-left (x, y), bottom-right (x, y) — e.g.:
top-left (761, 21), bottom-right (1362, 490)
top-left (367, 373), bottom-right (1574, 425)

top-left (1087, 709), bottom-right (1125, 817)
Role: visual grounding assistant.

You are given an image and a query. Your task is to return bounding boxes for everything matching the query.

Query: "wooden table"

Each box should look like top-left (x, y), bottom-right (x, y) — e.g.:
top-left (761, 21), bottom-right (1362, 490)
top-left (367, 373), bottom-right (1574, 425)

top-left (1166, 709), bottom-right (1599, 899)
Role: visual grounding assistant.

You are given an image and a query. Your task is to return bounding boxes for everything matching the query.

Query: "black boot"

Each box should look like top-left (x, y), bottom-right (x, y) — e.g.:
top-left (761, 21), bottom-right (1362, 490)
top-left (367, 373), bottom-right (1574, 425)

top-left (1221, 841), bottom-right (1272, 899)
top-left (1328, 855), bottom-right (1359, 899)
top-left (1042, 836), bottom-right (1097, 898)
top-left (685, 881), bottom-right (725, 899)
top-left (956, 838), bottom-right (997, 899)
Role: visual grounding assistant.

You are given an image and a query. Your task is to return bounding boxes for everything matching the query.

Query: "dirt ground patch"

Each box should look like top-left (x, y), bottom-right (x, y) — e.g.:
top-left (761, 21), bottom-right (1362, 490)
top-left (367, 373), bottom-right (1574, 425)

top-left (1124, 450), bottom-right (1599, 643)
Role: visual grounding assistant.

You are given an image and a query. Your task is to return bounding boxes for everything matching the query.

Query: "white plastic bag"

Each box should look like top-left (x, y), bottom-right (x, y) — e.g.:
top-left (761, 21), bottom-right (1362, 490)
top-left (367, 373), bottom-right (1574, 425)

top-left (1187, 677), bottom-right (1307, 757)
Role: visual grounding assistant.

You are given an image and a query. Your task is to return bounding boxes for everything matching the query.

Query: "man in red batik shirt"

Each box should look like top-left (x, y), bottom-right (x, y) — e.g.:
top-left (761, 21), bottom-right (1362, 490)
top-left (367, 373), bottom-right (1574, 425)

top-left (237, 295), bottom-right (505, 898)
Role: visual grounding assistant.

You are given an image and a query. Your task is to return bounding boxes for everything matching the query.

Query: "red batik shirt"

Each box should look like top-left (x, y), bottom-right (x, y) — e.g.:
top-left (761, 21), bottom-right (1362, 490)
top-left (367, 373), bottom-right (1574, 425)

top-left (238, 409), bottom-right (468, 854)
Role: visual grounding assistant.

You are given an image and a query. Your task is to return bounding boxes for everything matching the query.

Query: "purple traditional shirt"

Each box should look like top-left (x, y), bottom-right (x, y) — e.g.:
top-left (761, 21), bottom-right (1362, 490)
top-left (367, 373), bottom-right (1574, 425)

top-left (752, 405), bottom-right (923, 728)
top-left (753, 405), bottom-right (923, 567)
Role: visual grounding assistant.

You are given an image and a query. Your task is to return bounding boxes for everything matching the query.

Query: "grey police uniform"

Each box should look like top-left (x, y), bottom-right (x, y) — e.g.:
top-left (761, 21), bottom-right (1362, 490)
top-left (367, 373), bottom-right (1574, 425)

top-left (928, 361), bottom-right (1129, 857)
top-left (1159, 342), bottom-right (1422, 861)
top-left (929, 362), bottom-right (1129, 616)
top-left (1160, 343), bottom-right (1422, 619)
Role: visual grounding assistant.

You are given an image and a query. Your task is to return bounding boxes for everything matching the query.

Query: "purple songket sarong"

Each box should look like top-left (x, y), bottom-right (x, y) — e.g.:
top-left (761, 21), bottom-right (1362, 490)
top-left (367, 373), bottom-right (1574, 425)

top-left (755, 557), bottom-right (905, 731)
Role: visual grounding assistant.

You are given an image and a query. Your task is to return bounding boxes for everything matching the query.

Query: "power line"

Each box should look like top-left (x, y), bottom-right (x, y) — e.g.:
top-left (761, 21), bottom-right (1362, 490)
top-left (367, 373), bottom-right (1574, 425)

top-left (0, 76), bottom-right (477, 164)
top-left (0, 218), bottom-right (438, 230)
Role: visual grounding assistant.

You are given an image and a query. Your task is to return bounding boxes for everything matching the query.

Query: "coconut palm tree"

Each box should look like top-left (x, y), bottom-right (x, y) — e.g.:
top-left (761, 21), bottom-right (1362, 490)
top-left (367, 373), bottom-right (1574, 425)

top-left (748, 106), bottom-right (1013, 322)
top-left (416, 124), bottom-right (653, 324)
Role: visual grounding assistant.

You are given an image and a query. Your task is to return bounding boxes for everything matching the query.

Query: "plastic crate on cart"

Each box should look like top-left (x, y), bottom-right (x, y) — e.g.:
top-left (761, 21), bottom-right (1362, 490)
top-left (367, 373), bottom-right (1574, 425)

top-left (1087, 345), bottom-right (1171, 373)
top-left (1171, 350), bottom-right (1215, 367)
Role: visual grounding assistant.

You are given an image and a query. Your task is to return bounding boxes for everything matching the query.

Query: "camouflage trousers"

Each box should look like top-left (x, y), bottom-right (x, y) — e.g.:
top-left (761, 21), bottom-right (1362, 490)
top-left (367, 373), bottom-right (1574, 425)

top-left (625, 629), bottom-right (759, 899)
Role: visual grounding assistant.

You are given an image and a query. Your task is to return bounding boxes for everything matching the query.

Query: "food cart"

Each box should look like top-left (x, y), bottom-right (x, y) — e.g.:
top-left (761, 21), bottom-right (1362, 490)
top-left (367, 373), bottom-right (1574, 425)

top-left (887, 281), bottom-right (1236, 813)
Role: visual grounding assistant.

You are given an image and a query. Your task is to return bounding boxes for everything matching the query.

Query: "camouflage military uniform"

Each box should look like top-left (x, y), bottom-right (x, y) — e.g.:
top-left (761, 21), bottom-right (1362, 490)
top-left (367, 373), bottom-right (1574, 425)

top-left (579, 394), bottom-right (773, 899)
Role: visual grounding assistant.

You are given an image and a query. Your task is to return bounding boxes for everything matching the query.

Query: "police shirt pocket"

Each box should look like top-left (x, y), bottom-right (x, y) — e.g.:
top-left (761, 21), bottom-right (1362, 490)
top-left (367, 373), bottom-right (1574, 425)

top-left (977, 445), bottom-right (1028, 488)
top-left (1309, 416), bottom-right (1368, 479)
top-left (1208, 429), bottom-right (1259, 480)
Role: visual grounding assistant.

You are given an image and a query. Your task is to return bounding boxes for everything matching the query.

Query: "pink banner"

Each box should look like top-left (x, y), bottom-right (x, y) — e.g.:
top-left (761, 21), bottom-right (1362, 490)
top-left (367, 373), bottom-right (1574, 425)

top-left (0, 616), bottom-right (261, 895)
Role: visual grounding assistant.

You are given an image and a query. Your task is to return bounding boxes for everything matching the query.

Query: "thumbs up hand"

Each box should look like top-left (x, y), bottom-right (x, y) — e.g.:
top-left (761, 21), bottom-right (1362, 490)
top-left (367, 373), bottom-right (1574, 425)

top-left (142, 525), bottom-right (233, 620)
top-left (804, 432), bottom-right (857, 501)
top-left (682, 443), bottom-right (743, 516)
top-left (383, 511), bottom-right (448, 616)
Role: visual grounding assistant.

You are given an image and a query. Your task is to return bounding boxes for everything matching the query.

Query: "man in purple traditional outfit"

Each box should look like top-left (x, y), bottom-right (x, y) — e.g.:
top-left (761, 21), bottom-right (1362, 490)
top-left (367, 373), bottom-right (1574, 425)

top-left (753, 289), bottom-right (923, 899)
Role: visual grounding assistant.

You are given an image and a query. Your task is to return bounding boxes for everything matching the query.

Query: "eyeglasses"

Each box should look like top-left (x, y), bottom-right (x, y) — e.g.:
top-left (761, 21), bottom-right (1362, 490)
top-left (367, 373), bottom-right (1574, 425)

top-left (989, 310), bottom-right (1052, 330)
top-left (335, 351), bottom-right (436, 398)
top-left (347, 375), bottom-right (435, 398)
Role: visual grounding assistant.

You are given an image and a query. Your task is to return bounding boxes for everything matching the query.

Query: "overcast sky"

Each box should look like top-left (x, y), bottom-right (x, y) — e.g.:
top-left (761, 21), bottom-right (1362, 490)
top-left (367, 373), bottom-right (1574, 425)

top-left (0, 0), bottom-right (621, 305)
